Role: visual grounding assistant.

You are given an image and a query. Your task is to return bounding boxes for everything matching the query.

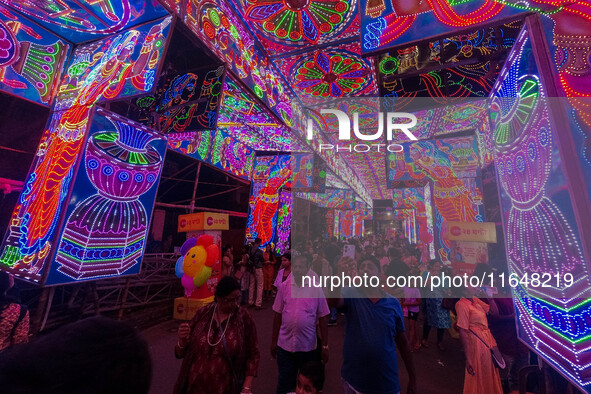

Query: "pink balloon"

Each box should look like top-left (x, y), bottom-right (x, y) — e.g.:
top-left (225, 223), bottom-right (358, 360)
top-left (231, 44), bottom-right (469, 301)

top-left (181, 274), bottom-right (196, 297)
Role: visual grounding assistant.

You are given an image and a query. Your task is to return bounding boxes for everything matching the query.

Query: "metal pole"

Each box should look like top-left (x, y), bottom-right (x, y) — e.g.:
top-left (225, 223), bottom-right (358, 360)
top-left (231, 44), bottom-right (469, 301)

top-left (306, 199), bottom-right (311, 242)
top-left (31, 287), bottom-right (50, 334)
top-left (39, 286), bottom-right (56, 333)
top-left (155, 202), bottom-right (191, 209)
top-left (194, 186), bottom-right (242, 201)
top-left (91, 281), bottom-right (100, 315)
top-left (154, 202), bottom-right (248, 217)
top-left (118, 278), bottom-right (132, 320)
top-left (190, 162), bottom-right (202, 213)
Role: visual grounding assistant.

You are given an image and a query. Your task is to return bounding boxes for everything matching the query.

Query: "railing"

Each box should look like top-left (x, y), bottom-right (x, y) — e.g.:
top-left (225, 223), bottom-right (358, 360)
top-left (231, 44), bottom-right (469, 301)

top-left (17, 253), bottom-right (184, 332)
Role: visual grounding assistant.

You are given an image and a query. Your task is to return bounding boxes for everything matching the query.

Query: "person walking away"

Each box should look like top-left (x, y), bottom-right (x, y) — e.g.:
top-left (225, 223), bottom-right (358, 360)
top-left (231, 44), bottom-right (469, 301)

top-left (248, 238), bottom-right (265, 310)
top-left (403, 268), bottom-right (421, 351)
top-left (0, 271), bottom-right (28, 353)
top-left (263, 245), bottom-right (276, 299)
top-left (236, 248), bottom-right (250, 305)
top-left (488, 289), bottom-right (529, 393)
top-left (456, 289), bottom-right (503, 394)
top-left (421, 260), bottom-right (450, 351)
top-left (312, 250), bottom-right (336, 326)
top-left (271, 254), bottom-right (330, 394)
top-left (332, 256), bottom-right (417, 394)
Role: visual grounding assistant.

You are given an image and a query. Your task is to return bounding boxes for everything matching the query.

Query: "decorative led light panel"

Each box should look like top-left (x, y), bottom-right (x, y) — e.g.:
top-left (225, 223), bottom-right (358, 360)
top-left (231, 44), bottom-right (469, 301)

top-left (392, 186), bottom-right (435, 255)
top-left (209, 128), bottom-right (255, 179)
top-left (218, 77), bottom-right (306, 151)
top-left (290, 153), bottom-right (327, 193)
top-left (1, 0), bottom-right (170, 43)
top-left (155, 66), bottom-right (225, 133)
top-left (240, 0), bottom-right (357, 46)
top-left (333, 208), bottom-right (340, 239)
top-left (311, 154), bottom-right (327, 193)
top-left (337, 208), bottom-right (371, 239)
top-left (0, 108), bottom-right (166, 284)
top-left (295, 189), bottom-right (355, 210)
top-left (247, 155), bottom-right (292, 248)
top-left (381, 61), bottom-right (501, 100)
top-left (234, 0), bottom-right (359, 56)
top-left (291, 154), bottom-right (314, 189)
top-left (326, 209), bottom-right (335, 239)
top-left (182, 0), bottom-right (293, 125)
top-left (276, 190), bottom-right (292, 254)
top-left (55, 16), bottom-right (172, 110)
top-left (0, 5), bottom-right (69, 106)
top-left (376, 22), bottom-right (522, 77)
top-left (387, 136), bottom-right (483, 260)
top-left (326, 171), bottom-right (349, 189)
top-left (388, 136), bottom-right (481, 185)
top-left (338, 210), bottom-right (355, 239)
top-left (167, 131), bottom-right (212, 162)
top-left (0, 18), bottom-right (171, 283)
top-left (49, 109), bottom-right (167, 285)
top-left (359, 0), bottom-right (525, 54)
top-left (166, 129), bottom-right (255, 180)
top-left (0, 109), bottom-right (78, 281)
top-left (436, 101), bottom-right (489, 134)
top-left (490, 26), bottom-right (591, 391)
top-left (274, 40), bottom-right (377, 98)
top-left (542, 2), bottom-right (591, 200)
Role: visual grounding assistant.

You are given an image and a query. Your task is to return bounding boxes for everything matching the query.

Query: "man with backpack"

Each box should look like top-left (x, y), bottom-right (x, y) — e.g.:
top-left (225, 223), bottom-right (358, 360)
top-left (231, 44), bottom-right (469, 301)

top-left (248, 238), bottom-right (265, 310)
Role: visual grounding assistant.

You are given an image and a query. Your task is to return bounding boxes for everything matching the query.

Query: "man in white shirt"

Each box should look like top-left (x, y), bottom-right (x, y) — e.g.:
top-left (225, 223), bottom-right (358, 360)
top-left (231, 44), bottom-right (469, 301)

top-left (271, 253), bottom-right (329, 394)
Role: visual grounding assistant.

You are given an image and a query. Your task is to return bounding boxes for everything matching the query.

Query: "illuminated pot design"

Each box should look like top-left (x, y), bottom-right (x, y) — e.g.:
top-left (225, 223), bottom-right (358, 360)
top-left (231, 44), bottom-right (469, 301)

top-left (56, 120), bottom-right (162, 280)
top-left (490, 64), bottom-right (586, 299)
top-left (85, 126), bottom-right (161, 199)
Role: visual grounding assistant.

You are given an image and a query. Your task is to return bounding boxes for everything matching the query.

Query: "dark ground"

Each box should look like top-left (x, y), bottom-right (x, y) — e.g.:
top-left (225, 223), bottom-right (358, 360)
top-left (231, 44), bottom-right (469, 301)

top-left (142, 297), bottom-right (465, 394)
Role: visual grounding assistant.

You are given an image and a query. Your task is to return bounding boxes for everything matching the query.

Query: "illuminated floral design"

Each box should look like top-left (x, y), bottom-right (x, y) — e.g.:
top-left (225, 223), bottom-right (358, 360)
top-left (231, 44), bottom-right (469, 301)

top-left (244, 0), bottom-right (352, 44)
top-left (293, 50), bottom-right (372, 97)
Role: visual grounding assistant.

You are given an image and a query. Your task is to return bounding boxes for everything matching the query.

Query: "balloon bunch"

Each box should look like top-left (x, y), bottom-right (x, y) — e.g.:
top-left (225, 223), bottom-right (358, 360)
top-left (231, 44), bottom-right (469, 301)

top-left (175, 235), bottom-right (219, 297)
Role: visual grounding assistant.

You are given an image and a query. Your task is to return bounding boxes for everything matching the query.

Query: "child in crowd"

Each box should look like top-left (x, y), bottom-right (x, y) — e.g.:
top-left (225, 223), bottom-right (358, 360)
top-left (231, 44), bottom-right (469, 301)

top-left (288, 361), bottom-right (325, 394)
top-left (403, 268), bottom-right (422, 351)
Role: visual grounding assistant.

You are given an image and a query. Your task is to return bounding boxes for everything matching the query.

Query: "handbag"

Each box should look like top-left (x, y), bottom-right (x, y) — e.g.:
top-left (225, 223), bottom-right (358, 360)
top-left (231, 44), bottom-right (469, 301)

top-left (469, 328), bottom-right (506, 369)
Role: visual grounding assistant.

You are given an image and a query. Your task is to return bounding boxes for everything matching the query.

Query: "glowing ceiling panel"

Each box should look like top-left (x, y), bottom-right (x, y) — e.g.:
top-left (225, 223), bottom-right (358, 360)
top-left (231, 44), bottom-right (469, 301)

top-left (0, 5), bottom-right (70, 106)
top-left (326, 171), bottom-right (350, 189)
top-left (274, 40), bottom-right (378, 98)
top-left (341, 151), bottom-right (390, 200)
top-left (1, 0), bottom-right (169, 43)
top-left (217, 77), bottom-right (309, 151)
top-left (359, 0), bottom-right (525, 54)
top-left (234, 0), bottom-right (360, 56)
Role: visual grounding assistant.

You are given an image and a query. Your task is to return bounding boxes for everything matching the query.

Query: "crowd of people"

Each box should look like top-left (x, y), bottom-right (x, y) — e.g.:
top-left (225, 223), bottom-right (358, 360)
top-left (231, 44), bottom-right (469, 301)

top-left (173, 233), bottom-right (530, 394)
top-left (0, 234), bottom-right (531, 394)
